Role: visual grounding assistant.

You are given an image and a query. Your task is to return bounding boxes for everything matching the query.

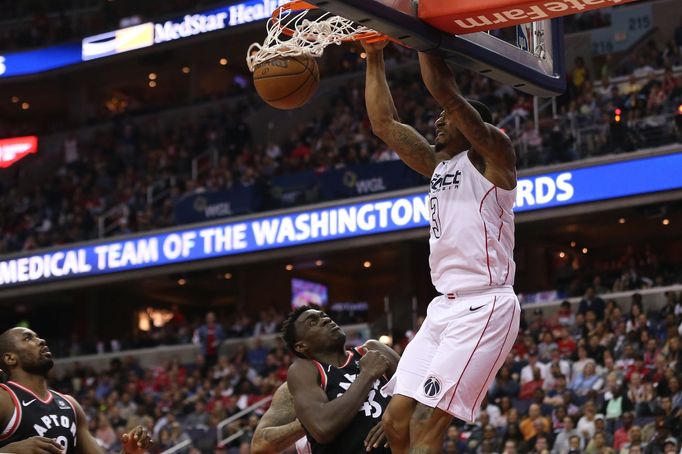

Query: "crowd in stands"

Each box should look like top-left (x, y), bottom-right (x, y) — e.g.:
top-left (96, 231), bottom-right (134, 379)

top-left (1, 14), bottom-right (682, 253)
top-left (30, 285), bottom-right (682, 454)
top-left (0, 0), bottom-right (213, 52)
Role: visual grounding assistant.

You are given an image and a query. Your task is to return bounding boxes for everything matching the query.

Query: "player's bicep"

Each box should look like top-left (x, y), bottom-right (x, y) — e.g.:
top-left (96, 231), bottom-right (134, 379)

top-left (0, 387), bottom-right (14, 430)
top-left (373, 120), bottom-right (439, 178)
top-left (257, 384), bottom-right (296, 429)
top-left (64, 395), bottom-right (105, 454)
top-left (287, 363), bottom-right (328, 430)
top-left (476, 125), bottom-right (515, 166)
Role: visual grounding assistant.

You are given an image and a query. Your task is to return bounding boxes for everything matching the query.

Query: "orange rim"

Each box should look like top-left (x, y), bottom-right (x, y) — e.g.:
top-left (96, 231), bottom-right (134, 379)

top-left (272, 0), bottom-right (399, 44)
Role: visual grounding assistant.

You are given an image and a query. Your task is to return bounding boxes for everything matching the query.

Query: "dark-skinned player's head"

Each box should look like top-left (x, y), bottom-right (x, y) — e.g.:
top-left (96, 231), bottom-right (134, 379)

top-left (282, 305), bottom-right (346, 359)
top-left (434, 100), bottom-right (493, 154)
top-left (0, 327), bottom-right (54, 378)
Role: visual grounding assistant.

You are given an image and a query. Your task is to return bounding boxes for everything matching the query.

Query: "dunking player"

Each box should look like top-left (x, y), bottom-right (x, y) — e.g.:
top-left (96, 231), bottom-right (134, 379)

top-left (363, 40), bottom-right (521, 453)
top-left (283, 305), bottom-right (400, 453)
top-left (0, 327), bottom-right (153, 454)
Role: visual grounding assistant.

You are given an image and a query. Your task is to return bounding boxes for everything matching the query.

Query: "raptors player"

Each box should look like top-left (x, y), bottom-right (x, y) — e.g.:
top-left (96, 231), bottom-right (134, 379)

top-left (363, 40), bottom-right (521, 453)
top-left (0, 327), bottom-right (153, 454)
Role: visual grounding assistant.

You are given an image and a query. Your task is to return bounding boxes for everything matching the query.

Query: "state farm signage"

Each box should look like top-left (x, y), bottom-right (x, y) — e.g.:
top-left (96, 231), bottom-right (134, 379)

top-left (0, 136), bottom-right (38, 168)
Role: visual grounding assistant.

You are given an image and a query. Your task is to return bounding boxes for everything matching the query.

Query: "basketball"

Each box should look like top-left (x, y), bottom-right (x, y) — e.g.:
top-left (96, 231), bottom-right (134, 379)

top-left (253, 55), bottom-right (319, 110)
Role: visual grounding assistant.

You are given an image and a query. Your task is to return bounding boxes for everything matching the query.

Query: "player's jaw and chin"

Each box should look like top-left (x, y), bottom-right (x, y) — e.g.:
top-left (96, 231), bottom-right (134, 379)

top-left (18, 349), bottom-right (54, 377)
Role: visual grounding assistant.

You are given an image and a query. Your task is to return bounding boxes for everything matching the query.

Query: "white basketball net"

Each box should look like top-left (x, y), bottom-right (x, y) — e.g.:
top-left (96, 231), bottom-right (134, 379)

top-left (247, 5), bottom-right (381, 72)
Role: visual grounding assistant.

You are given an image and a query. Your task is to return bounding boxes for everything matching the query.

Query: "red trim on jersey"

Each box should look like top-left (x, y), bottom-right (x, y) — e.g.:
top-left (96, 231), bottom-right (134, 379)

top-left (483, 223), bottom-right (492, 285)
top-left (479, 186), bottom-right (495, 212)
top-left (0, 383), bottom-right (22, 440)
top-left (480, 186), bottom-right (495, 285)
top-left (470, 298), bottom-right (515, 421)
top-left (311, 361), bottom-right (327, 390)
top-left (341, 351), bottom-right (354, 368)
top-left (447, 296), bottom-right (497, 411)
top-left (503, 260), bottom-right (510, 285)
top-left (354, 346), bottom-right (367, 357)
top-left (8, 381), bottom-right (53, 404)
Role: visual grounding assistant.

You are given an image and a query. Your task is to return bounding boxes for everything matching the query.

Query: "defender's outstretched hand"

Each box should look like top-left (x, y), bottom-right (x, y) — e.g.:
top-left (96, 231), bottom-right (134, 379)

top-left (120, 426), bottom-right (153, 454)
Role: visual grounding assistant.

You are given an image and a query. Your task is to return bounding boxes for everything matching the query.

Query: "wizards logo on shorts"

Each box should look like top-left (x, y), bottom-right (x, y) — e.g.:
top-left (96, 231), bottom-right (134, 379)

top-left (423, 376), bottom-right (442, 398)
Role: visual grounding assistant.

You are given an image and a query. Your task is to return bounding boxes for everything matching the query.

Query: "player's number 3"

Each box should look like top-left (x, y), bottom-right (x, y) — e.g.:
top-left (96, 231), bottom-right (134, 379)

top-left (430, 197), bottom-right (441, 239)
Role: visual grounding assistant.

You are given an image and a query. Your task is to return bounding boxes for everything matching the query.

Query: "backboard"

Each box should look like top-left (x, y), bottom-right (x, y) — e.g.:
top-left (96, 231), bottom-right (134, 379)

top-left (307, 0), bottom-right (565, 96)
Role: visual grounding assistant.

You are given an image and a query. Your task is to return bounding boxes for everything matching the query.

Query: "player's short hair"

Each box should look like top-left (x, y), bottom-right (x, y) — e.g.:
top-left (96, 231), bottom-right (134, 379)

top-left (281, 304), bottom-right (320, 359)
top-left (0, 329), bottom-right (15, 377)
top-left (468, 99), bottom-right (493, 124)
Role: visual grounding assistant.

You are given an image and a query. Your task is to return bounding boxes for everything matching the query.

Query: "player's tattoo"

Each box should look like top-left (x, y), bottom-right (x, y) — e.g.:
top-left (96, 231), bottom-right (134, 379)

top-left (411, 404), bottom-right (435, 422)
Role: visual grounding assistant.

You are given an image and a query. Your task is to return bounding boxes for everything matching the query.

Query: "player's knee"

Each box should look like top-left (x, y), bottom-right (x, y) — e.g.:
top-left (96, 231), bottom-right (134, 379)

top-left (382, 407), bottom-right (409, 439)
top-left (409, 405), bottom-right (452, 444)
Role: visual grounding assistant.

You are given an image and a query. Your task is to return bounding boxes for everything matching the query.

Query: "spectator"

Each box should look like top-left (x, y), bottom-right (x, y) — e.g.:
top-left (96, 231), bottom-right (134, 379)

top-left (614, 413), bottom-right (636, 451)
top-left (520, 403), bottom-right (551, 441)
top-left (552, 416), bottom-right (582, 454)
top-left (579, 287), bottom-right (606, 320)
top-left (195, 312), bottom-right (225, 370)
top-left (570, 360), bottom-right (603, 396)
top-left (620, 425), bottom-right (646, 454)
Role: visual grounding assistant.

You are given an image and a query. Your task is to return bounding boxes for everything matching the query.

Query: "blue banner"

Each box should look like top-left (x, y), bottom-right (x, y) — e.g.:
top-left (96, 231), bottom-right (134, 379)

top-left (0, 43), bottom-right (82, 78)
top-left (0, 0), bottom-right (291, 78)
top-left (174, 186), bottom-right (258, 224)
top-left (1, 152), bottom-right (681, 288)
top-left (320, 161), bottom-right (426, 200)
top-left (269, 171), bottom-right (319, 208)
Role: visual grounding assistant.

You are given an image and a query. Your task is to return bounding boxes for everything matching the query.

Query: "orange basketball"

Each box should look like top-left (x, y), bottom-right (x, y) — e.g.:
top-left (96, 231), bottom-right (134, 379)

top-left (253, 55), bottom-right (319, 110)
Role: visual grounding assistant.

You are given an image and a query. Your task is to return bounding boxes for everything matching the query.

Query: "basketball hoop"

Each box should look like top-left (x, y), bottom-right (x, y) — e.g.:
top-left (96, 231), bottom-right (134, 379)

top-left (246, 1), bottom-right (393, 72)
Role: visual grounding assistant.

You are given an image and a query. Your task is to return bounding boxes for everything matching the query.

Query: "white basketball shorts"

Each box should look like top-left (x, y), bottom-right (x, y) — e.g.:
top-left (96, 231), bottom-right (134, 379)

top-left (383, 286), bottom-right (520, 423)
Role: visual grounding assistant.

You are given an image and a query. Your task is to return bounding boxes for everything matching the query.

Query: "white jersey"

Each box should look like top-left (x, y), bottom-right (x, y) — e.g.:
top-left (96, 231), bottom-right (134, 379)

top-left (296, 436), bottom-right (312, 454)
top-left (428, 151), bottom-right (516, 294)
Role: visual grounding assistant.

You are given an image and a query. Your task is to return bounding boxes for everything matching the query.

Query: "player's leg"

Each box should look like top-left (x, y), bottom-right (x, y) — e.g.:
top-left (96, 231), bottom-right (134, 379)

top-left (381, 297), bottom-right (446, 454)
top-left (381, 395), bottom-right (416, 453)
top-left (409, 404), bottom-right (453, 452)
top-left (408, 294), bottom-right (520, 449)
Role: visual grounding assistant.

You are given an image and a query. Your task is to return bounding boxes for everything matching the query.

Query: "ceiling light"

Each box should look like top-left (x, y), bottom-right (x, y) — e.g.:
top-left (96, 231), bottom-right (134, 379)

top-left (11, 96), bottom-right (19, 103)
top-left (219, 58), bottom-right (228, 66)
top-left (177, 278), bottom-right (187, 286)
top-left (148, 72), bottom-right (157, 80)
top-left (363, 261), bottom-right (372, 268)
top-left (570, 241), bottom-right (576, 247)
top-left (182, 66), bottom-right (190, 74)
top-left (618, 218), bottom-right (626, 224)
top-left (662, 218), bottom-right (670, 226)
top-left (149, 81), bottom-right (157, 88)
top-left (285, 264), bottom-right (294, 271)
top-left (582, 248), bottom-right (588, 254)
top-left (315, 260), bottom-right (323, 267)
top-left (21, 102), bottom-right (29, 110)
top-left (559, 252), bottom-right (566, 258)
top-left (223, 272), bottom-right (232, 279)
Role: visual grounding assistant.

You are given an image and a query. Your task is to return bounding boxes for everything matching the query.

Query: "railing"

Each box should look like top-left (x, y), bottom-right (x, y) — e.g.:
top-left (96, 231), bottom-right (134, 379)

top-left (216, 396), bottom-right (274, 448)
top-left (191, 149), bottom-right (219, 181)
top-left (51, 323), bottom-right (371, 376)
top-left (97, 203), bottom-right (129, 238)
top-left (147, 176), bottom-right (177, 206)
top-left (573, 112), bottom-right (680, 157)
top-left (160, 439), bottom-right (192, 454)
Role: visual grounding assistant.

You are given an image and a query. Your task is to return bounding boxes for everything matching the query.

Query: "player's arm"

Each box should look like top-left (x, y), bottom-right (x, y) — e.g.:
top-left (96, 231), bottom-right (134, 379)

top-left (0, 387), bottom-right (65, 454)
top-left (418, 52), bottom-right (515, 169)
top-left (361, 340), bottom-right (400, 378)
top-left (251, 383), bottom-right (305, 454)
top-left (63, 395), bottom-right (152, 454)
top-left (363, 41), bottom-right (448, 178)
top-left (287, 351), bottom-right (388, 444)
